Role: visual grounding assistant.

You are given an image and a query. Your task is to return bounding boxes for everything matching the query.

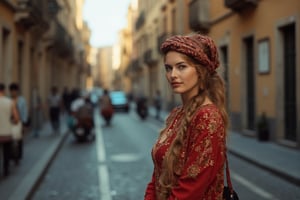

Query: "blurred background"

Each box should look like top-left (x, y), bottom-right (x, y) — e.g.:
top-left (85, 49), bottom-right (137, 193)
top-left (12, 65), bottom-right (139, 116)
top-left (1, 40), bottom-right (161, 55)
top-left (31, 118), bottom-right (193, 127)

top-left (0, 0), bottom-right (299, 199)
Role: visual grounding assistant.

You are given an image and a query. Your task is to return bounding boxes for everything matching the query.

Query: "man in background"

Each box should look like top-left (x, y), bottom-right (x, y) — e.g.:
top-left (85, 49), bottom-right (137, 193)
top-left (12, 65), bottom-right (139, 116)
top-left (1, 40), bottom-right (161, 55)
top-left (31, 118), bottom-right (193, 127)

top-left (48, 86), bottom-right (62, 134)
top-left (9, 83), bottom-right (28, 163)
top-left (0, 83), bottom-right (19, 176)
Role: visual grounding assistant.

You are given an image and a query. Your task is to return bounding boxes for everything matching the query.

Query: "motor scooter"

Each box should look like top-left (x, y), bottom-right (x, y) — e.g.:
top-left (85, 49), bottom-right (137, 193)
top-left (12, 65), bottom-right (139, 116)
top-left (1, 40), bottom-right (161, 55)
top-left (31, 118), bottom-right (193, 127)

top-left (70, 101), bottom-right (95, 142)
top-left (72, 116), bottom-right (94, 142)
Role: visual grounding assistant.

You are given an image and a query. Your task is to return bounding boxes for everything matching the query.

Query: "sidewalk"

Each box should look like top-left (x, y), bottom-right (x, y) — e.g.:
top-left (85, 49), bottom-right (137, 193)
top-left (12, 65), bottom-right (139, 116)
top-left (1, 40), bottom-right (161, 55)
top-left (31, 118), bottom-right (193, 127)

top-left (0, 118), bottom-right (69, 200)
top-left (227, 132), bottom-right (300, 186)
top-left (148, 106), bottom-right (300, 186)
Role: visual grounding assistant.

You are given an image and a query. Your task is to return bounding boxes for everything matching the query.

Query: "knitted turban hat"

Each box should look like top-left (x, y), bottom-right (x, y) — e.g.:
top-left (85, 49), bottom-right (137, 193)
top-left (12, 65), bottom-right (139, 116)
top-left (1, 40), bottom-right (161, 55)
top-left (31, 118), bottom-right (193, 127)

top-left (160, 34), bottom-right (219, 74)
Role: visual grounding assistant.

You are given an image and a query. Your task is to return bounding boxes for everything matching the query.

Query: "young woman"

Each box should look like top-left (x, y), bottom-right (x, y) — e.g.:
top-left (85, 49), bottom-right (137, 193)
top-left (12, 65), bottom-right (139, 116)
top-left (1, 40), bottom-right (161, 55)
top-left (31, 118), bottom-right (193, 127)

top-left (144, 33), bottom-right (228, 200)
top-left (99, 89), bottom-right (114, 126)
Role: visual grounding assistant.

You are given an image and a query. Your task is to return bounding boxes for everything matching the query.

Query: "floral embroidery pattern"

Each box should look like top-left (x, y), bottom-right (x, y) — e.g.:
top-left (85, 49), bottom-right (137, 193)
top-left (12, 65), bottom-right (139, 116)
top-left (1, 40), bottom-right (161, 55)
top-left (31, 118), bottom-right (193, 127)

top-left (146, 104), bottom-right (226, 200)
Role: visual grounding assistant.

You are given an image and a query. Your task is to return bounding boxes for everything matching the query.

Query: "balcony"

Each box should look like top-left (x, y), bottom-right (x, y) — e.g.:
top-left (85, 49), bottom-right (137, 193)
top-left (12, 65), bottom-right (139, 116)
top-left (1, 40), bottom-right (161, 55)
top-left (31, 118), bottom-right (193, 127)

top-left (135, 11), bottom-right (145, 30)
top-left (0, 0), bottom-right (15, 10)
top-left (131, 58), bottom-right (143, 71)
top-left (53, 22), bottom-right (74, 58)
top-left (225, 0), bottom-right (258, 12)
top-left (157, 33), bottom-right (168, 53)
top-left (14, 0), bottom-right (59, 29)
top-left (144, 49), bottom-right (159, 66)
top-left (48, 0), bottom-right (60, 17)
top-left (189, 0), bottom-right (210, 32)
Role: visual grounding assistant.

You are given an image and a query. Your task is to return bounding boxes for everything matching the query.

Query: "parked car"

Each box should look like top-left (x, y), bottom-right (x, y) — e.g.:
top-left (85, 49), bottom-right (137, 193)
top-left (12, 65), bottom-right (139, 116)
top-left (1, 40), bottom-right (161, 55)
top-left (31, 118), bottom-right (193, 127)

top-left (110, 91), bottom-right (130, 112)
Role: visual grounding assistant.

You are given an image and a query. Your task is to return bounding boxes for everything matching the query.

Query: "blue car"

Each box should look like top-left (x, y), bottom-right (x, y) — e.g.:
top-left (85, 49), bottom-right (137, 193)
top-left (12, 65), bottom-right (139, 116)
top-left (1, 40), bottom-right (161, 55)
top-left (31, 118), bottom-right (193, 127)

top-left (110, 91), bottom-right (130, 112)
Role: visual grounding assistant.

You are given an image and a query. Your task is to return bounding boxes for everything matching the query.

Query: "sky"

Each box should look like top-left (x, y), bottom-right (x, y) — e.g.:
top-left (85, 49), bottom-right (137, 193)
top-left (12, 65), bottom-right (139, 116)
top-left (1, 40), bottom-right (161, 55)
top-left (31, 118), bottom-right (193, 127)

top-left (83, 0), bottom-right (132, 48)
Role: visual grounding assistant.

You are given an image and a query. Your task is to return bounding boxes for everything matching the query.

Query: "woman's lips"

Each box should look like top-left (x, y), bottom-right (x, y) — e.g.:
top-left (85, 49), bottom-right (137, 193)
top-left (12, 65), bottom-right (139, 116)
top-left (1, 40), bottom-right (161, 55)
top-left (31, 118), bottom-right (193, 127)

top-left (171, 82), bottom-right (181, 88)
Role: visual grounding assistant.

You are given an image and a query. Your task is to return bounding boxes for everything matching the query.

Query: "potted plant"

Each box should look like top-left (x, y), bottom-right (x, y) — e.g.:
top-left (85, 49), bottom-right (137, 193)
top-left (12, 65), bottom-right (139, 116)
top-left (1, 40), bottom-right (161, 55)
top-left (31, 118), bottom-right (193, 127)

top-left (257, 112), bottom-right (269, 141)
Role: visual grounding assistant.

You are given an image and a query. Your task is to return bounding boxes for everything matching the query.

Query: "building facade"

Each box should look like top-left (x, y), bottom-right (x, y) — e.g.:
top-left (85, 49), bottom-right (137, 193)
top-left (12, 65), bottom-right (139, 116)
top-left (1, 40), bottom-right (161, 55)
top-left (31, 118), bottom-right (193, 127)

top-left (208, 0), bottom-right (300, 147)
top-left (95, 46), bottom-right (113, 90)
top-left (126, 0), bottom-right (300, 147)
top-left (0, 0), bottom-right (91, 117)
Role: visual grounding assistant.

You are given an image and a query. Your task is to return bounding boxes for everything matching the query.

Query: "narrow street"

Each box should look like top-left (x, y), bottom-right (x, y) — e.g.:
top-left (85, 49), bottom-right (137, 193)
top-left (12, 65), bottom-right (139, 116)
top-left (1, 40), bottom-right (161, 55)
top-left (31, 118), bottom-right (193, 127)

top-left (1, 1), bottom-right (300, 200)
top-left (31, 108), bottom-right (300, 200)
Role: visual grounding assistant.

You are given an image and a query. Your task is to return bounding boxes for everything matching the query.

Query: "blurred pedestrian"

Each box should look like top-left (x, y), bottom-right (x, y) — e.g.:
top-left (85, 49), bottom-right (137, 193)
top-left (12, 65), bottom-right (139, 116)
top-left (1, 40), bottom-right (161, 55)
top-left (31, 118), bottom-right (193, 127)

top-left (99, 89), bottom-right (114, 126)
top-left (62, 87), bottom-right (72, 114)
top-left (70, 89), bottom-right (85, 115)
top-left (9, 83), bottom-right (28, 164)
top-left (0, 83), bottom-right (19, 176)
top-left (67, 89), bottom-right (81, 131)
top-left (144, 33), bottom-right (228, 199)
top-left (31, 88), bottom-right (42, 138)
top-left (76, 93), bottom-right (94, 121)
top-left (154, 90), bottom-right (162, 120)
top-left (48, 86), bottom-right (62, 134)
top-left (136, 92), bottom-right (148, 120)
top-left (9, 83), bottom-right (29, 126)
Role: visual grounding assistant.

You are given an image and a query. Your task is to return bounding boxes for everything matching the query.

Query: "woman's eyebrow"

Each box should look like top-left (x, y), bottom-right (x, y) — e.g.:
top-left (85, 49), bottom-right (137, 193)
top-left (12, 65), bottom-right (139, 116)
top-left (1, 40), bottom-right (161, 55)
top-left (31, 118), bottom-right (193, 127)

top-left (175, 61), bottom-right (187, 66)
top-left (164, 61), bottom-right (187, 67)
top-left (174, 61), bottom-right (186, 66)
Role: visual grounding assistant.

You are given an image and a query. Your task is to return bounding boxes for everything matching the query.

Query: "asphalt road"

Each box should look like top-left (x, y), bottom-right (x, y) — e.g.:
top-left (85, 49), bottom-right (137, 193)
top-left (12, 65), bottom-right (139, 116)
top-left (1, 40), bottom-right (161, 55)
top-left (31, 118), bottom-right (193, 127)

top-left (31, 109), bottom-right (300, 200)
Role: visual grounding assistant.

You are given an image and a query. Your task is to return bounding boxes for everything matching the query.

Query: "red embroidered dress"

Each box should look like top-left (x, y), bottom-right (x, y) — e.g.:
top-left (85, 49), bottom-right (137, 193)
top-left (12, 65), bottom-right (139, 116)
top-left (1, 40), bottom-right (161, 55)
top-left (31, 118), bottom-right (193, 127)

top-left (145, 104), bottom-right (226, 200)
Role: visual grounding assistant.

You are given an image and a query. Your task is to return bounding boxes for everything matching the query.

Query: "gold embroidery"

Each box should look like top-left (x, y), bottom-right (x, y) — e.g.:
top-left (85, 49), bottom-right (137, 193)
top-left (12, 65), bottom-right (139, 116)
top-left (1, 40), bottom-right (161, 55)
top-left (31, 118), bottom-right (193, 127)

top-left (185, 105), bottom-right (225, 179)
top-left (152, 104), bottom-right (226, 199)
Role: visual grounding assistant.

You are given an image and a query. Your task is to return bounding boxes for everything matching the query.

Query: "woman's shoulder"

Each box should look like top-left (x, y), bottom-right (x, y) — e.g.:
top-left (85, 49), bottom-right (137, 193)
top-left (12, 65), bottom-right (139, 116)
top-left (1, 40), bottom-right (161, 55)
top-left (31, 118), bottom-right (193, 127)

top-left (192, 104), bottom-right (222, 122)
top-left (190, 104), bottom-right (225, 136)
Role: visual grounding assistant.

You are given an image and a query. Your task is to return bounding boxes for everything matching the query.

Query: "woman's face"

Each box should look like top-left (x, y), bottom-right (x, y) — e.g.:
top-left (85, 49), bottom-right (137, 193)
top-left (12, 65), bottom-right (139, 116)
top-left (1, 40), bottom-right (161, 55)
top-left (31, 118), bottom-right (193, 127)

top-left (164, 51), bottom-right (200, 100)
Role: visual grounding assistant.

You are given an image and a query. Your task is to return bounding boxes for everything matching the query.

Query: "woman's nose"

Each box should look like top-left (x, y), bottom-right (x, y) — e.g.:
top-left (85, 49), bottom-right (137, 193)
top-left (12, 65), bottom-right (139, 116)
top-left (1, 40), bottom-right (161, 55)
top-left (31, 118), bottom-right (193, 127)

top-left (170, 68), bottom-right (177, 78)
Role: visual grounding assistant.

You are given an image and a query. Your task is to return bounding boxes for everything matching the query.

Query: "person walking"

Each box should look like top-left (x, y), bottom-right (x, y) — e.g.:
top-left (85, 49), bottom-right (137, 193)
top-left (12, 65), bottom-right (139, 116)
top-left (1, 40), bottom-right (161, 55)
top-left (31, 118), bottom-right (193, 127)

top-left (9, 83), bottom-right (28, 164)
top-left (62, 87), bottom-right (72, 114)
top-left (0, 83), bottom-right (19, 176)
top-left (144, 33), bottom-right (228, 199)
top-left (99, 89), bottom-right (114, 126)
top-left (48, 86), bottom-right (62, 134)
top-left (31, 88), bottom-right (42, 138)
top-left (154, 90), bottom-right (162, 120)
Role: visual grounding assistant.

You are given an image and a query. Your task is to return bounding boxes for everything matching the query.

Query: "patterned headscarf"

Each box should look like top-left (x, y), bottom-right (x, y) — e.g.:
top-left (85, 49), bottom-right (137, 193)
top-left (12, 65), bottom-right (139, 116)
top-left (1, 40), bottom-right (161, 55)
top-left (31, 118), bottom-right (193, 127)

top-left (160, 34), bottom-right (219, 74)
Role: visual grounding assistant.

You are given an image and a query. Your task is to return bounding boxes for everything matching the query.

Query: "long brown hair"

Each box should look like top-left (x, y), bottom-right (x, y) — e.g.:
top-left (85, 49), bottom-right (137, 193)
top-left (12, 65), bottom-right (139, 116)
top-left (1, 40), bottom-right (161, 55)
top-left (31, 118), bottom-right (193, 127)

top-left (158, 40), bottom-right (228, 199)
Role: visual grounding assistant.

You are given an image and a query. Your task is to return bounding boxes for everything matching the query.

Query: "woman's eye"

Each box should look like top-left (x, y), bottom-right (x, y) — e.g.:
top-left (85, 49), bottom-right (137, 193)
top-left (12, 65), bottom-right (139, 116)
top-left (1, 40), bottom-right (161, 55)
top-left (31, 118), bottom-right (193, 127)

top-left (178, 65), bottom-right (186, 70)
top-left (165, 65), bottom-right (172, 72)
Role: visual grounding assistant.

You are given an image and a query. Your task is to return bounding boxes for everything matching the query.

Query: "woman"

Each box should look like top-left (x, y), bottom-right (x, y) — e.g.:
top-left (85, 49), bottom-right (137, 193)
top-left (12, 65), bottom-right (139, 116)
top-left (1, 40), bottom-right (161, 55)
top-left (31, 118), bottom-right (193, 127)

top-left (99, 89), bottom-right (114, 126)
top-left (144, 33), bottom-right (228, 200)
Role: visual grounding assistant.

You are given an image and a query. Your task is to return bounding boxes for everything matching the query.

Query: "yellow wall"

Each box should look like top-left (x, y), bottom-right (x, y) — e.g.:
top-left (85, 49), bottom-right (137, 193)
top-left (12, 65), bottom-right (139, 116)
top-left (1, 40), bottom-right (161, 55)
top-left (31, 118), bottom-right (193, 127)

top-left (211, 0), bottom-right (300, 117)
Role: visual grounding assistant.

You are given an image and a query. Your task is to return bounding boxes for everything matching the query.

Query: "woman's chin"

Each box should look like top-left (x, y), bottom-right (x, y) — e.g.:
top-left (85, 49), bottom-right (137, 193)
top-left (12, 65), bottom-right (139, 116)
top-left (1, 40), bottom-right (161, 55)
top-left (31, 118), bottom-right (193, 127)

top-left (172, 88), bottom-right (183, 94)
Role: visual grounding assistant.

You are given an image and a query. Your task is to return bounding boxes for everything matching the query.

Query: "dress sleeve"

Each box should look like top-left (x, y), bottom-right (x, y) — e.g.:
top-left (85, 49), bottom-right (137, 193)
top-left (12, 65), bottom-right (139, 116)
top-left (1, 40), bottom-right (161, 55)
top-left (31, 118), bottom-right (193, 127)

top-left (144, 171), bottom-right (156, 200)
top-left (168, 108), bottom-right (226, 200)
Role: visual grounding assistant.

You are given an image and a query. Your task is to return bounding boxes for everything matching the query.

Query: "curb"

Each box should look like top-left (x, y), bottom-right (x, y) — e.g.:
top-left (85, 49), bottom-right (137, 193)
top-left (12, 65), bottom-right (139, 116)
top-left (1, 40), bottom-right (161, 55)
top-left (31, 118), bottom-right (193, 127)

top-left (228, 148), bottom-right (300, 187)
top-left (8, 130), bottom-right (70, 200)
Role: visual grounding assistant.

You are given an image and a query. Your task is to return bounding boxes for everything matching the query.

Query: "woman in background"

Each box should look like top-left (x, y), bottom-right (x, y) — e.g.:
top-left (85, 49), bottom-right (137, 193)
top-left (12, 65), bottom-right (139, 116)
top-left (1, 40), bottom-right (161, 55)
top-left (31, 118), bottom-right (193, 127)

top-left (99, 89), bottom-right (114, 126)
